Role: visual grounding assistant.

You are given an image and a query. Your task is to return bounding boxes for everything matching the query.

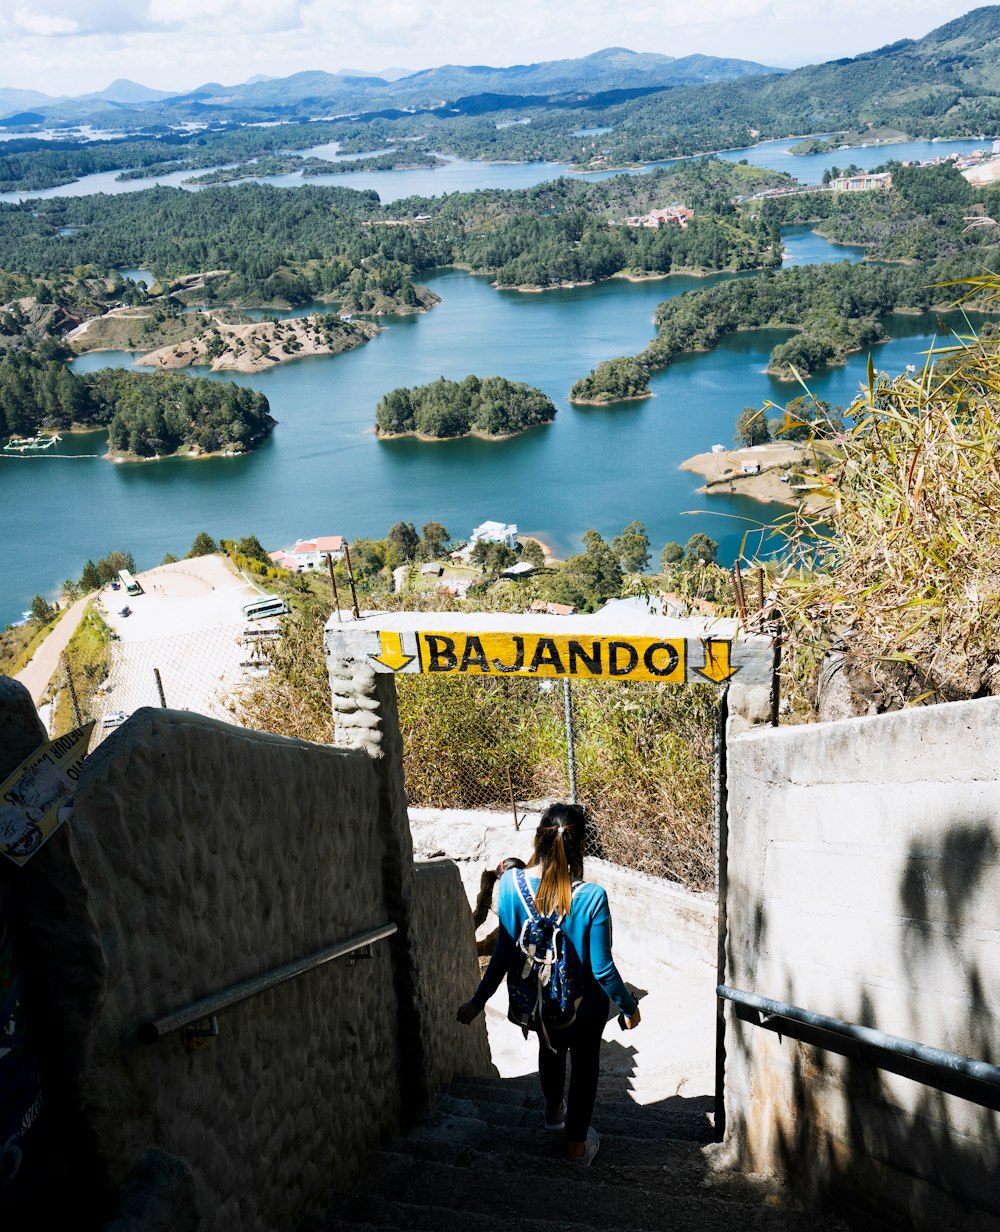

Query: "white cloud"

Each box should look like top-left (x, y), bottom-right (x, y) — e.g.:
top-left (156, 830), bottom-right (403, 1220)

top-left (0, 0), bottom-right (992, 95)
top-left (12, 12), bottom-right (80, 37)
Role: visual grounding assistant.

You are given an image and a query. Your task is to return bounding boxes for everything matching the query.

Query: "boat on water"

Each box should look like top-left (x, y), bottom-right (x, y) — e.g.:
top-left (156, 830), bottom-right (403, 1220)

top-left (3, 432), bottom-right (62, 452)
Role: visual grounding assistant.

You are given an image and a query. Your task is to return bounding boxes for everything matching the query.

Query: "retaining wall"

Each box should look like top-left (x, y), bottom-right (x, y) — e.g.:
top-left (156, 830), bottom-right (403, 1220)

top-left (1, 683), bottom-right (490, 1230)
top-left (723, 694), bottom-right (1000, 1230)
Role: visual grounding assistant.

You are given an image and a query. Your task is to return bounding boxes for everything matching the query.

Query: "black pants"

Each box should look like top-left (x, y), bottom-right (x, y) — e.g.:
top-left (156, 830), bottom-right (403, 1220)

top-left (538, 1009), bottom-right (606, 1141)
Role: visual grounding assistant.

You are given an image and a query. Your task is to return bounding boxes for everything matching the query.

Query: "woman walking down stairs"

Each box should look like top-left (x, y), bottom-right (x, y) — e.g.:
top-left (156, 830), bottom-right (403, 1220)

top-left (319, 1072), bottom-right (857, 1232)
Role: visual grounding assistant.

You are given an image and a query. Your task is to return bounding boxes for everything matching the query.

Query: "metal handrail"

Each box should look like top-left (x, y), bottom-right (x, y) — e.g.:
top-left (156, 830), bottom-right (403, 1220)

top-left (138, 923), bottom-right (397, 1044)
top-left (718, 985), bottom-right (1000, 1089)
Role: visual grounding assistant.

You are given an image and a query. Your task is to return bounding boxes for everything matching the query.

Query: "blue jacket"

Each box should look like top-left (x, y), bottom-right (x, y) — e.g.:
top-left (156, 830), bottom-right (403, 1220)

top-left (469, 869), bottom-right (638, 1018)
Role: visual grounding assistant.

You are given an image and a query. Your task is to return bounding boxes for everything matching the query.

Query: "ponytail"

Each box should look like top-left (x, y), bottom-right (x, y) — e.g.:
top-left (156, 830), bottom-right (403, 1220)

top-left (529, 802), bottom-right (586, 918)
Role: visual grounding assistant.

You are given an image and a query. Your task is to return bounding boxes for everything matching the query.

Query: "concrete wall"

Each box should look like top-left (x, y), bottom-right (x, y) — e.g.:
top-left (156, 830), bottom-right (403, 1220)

top-left (1, 682), bottom-right (491, 1230)
top-left (723, 695), bottom-right (1000, 1230)
top-left (408, 806), bottom-right (716, 973)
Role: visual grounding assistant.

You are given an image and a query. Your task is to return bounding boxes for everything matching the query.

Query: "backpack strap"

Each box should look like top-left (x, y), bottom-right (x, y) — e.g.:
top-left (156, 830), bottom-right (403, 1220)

top-left (513, 867), bottom-right (542, 923)
top-left (513, 868), bottom-right (583, 924)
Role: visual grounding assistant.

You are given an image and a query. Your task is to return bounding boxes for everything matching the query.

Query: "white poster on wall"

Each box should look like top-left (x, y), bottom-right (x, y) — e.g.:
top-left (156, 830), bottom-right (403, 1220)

top-left (0, 723), bottom-right (95, 866)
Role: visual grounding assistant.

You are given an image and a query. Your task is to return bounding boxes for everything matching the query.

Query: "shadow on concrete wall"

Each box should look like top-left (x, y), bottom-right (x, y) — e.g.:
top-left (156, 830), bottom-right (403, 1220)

top-left (727, 819), bottom-right (1000, 1231)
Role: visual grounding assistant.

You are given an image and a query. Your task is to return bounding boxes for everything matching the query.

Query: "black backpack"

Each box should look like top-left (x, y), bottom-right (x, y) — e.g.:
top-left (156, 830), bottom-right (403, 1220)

top-left (506, 868), bottom-right (584, 1050)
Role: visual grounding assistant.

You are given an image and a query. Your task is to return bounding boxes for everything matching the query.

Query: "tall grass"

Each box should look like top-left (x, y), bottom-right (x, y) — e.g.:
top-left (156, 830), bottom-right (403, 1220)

top-left (770, 317), bottom-right (1000, 703)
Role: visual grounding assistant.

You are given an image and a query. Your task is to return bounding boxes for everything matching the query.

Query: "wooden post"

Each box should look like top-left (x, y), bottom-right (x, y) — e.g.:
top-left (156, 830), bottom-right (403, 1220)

top-left (506, 767), bottom-right (520, 831)
top-left (154, 668), bottom-right (167, 708)
top-left (341, 542), bottom-right (361, 621)
top-left (326, 553), bottom-right (342, 622)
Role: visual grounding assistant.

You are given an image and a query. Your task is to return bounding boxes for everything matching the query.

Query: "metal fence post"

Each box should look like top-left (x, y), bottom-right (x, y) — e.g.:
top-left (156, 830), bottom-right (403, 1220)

top-left (563, 678), bottom-right (577, 803)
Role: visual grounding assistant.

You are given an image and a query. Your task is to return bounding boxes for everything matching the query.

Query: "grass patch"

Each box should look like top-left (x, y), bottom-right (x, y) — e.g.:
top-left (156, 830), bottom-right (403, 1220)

top-left (49, 602), bottom-right (113, 735)
top-left (0, 613), bottom-right (62, 677)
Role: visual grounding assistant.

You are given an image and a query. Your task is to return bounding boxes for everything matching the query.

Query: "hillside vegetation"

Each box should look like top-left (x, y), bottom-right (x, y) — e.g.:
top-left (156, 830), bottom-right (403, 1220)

top-left (770, 303), bottom-right (1000, 707)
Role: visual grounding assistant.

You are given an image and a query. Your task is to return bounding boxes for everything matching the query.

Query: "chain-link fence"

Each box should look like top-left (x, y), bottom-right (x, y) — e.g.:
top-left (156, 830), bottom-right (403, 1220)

top-left (54, 614), bottom-right (720, 892)
top-left (54, 622), bottom-right (276, 749)
top-left (395, 674), bottom-right (720, 891)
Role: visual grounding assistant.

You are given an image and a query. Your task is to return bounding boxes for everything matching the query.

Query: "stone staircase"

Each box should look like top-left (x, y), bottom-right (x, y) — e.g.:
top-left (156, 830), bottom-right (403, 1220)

top-left (320, 1071), bottom-right (856, 1232)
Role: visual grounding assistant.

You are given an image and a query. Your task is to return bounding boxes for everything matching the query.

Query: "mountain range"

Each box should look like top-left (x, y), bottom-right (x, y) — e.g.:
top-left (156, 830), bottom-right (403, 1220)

top-left (7, 8), bottom-right (1000, 142)
top-left (0, 48), bottom-right (781, 127)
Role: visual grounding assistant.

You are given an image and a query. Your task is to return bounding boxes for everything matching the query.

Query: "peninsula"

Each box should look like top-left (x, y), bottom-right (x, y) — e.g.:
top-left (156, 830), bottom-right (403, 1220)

top-left (681, 442), bottom-right (832, 511)
top-left (139, 314), bottom-right (380, 374)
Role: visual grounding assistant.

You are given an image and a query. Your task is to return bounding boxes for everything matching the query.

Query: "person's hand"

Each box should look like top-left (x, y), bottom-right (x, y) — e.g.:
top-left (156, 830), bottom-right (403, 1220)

top-left (623, 1008), bottom-right (641, 1029)
top-left (456, 1001), bottom-right (481, 1024)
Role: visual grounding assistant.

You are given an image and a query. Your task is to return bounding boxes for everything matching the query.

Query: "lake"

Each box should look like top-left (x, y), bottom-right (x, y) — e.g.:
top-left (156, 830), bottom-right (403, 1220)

top-left (0, 136), bottom-right (990, 205)
top-left (0, 225), bottom-right (961, 624)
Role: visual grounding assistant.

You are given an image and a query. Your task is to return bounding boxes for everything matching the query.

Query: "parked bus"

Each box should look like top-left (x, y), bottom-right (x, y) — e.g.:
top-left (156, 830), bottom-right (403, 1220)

top-left (242, 595), bottom-right (289, 620)
top-left (119, 569), bottom-right (142, 596)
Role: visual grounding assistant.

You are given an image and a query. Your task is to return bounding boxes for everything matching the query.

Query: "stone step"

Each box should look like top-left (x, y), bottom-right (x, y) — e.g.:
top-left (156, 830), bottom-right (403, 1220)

top-left (389, 1134), bottom-right (717, 1190)
top-left (433, 1092), bottom-right (713, 1143)
top-left (321, 1207), bottom-right (610, 1232)
top-left (443, 1078), bottom-right (714, 1124)
top-left (406, 1112), bottom-right (713, 1164)
top-left (331, 1153), bottom-right (848, 1232)
top-left (330, 1189), bottom-right (848, 1232)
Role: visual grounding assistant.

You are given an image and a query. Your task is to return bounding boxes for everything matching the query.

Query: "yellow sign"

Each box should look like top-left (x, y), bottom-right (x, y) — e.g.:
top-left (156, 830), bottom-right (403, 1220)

top-left (370, 630), bottom-right (416, 672)
top-left (0, 723), bottom-right (95, 866)
top-left (409, 631), bottom-right (726, 682)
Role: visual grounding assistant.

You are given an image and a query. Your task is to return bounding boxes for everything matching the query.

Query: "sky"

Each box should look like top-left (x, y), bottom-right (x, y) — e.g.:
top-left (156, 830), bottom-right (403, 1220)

top-left (1, 0), bottom-right (995, 98)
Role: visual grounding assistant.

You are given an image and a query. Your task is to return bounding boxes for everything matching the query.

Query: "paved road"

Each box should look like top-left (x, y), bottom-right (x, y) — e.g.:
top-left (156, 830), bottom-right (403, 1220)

top-left (14, 593), bottom-right (93, 705)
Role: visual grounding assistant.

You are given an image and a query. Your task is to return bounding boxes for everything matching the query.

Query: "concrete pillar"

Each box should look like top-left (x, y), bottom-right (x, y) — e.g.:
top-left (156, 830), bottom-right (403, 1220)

top-left (326, 653), bottom-right (432, 1111)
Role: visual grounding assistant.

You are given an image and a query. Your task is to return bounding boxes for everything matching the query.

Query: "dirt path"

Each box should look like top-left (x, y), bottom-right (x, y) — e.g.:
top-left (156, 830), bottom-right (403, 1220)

top-left (14, 593), bottom-right (93, 704)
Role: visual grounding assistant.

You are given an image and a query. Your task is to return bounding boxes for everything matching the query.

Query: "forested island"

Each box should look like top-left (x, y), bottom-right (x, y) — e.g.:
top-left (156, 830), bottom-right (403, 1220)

top-left (570, 357), bottom-right (652, 403)
top-left (0, 347), bottom-right (274, 458)
top-left (375, 376), bottom-right (556, 440)
top-left (570, 160), bottom-right (1000, 394)
top-left (183, 148), bottom-right (446, 187)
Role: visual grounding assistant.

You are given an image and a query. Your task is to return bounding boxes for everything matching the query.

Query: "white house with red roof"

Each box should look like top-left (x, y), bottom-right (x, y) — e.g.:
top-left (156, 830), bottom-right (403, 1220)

top-left (269, 535), bottom-right (345, 573)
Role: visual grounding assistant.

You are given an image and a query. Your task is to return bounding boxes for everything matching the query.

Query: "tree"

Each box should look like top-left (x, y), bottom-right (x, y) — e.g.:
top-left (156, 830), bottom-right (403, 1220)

top-left (187, 530), bottom-right (218, 558)
top-left (420, 521), bottom-right (450, 561)
top-left (79, 560), bottom-right (102, 592)
top-left (60, 578), bottom-right (80, 603)
top-left (735, 405), bottom-right (771, 448)
top-left (612, 521), bottom-right (651, 573)
top-left (660, 542), bottom-right (683, 569)
top-left (548, 530), bottom-right (624, 611)
top-left (235, 535), bottom-right (270, 565)
top-left (347, 537), bottom-right (387, 579)
top-left (161, 553), bottom-right (179, 564)
top-left (684, 533), bottom-right (718, 565)
top-left (387, 521), bottom-right (419, 562)
top-left (481, 542), bottom-right (518, 576)
top-left (30, 594), bottom-right (54, 623)
top-left (520, 539), bottom-right (546, 568)
top-left (96, 549), bottom-right (137, 584)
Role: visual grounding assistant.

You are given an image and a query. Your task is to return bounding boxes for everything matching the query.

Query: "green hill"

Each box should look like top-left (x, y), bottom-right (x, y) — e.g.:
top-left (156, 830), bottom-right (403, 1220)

top-left (610, 6), bottom-right (1000, 148)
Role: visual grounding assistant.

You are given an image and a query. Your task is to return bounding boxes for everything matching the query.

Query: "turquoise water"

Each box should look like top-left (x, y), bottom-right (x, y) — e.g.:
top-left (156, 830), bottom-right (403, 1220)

top-left (714, 136), bottom-right (991, 185)
top-left (1, 136), bottom-right (990, 205)
top-left (0, 225), bottom-right (961, 624)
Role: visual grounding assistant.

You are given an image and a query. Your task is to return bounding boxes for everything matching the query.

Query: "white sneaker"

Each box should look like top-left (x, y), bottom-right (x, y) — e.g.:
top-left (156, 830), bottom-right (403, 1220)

top-left (543, 1101), bottom-right (566, 1130)
top-left (567, 1127), bottom-right (599, 1166)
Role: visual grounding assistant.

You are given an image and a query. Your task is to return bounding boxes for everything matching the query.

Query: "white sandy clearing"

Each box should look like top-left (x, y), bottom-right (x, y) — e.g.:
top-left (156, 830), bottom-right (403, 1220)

top-left (91, 556), bottom-right (276, 740)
